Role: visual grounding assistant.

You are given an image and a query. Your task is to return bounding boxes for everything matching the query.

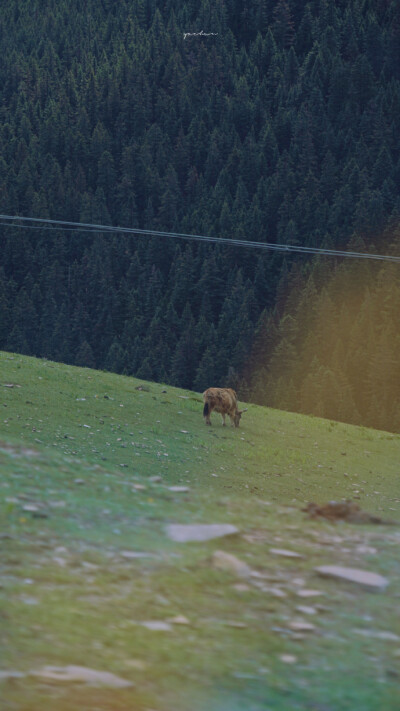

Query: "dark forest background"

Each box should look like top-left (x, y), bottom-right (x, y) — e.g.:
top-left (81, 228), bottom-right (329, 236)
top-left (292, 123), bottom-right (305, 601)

top-left (1, 0), bottom-right (400, 432)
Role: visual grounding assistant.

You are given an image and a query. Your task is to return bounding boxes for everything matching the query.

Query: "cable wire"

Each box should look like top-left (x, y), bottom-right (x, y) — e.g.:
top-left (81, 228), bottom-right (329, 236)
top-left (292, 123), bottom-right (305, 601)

top-left (1, 213), bottom-right (400, 263)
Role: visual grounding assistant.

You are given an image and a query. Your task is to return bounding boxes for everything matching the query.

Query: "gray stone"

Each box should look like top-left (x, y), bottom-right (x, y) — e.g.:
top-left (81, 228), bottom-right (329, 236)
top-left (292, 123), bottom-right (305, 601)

top-left (261, 586), bottom-right (287, 599)
top-left (0, 670), bottom-right (25, 680)
top-left (270, 548), bottom-right (304, 558)
top-left (288, 620), bottom-right (316, 632)
top-left (120, 551), bottom-right (153, 559)
top-left (139, 621), bottom-right (172, 631)
top-left (22, 504), bottom-right (40, 512)
top-left (29, 666), bottom-right (133, 687)
top-left (166, 523), bottom-right (238, 543)
top-left (315, 565), bottom-right (389, 590)
top-left (297, 589), bottom-right (325, 598)
top-left (296, 605), bottom-right (317, 615)
top-left (353, 629), bottom-right (400, 641)
top-left (168, 615), bottom-right (190, 625)
top-left (212, 550), bottom-right (252, 578)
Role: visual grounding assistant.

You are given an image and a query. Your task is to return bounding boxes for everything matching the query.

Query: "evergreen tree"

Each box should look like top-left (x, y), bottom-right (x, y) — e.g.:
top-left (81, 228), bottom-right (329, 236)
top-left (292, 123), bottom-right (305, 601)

top-left (75, 339), bottom-right (97, 369)
top-left (1, 0), bottom-right (400, 432)
top-left (170, 302), bottom-right (197, 388)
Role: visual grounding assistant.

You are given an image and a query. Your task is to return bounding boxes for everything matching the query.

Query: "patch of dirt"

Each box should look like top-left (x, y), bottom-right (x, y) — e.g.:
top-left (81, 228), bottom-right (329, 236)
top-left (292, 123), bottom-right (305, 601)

top-left (0, 442), bottom-right (40, 458)
top-left (303, 500), bottom-right (397, 525)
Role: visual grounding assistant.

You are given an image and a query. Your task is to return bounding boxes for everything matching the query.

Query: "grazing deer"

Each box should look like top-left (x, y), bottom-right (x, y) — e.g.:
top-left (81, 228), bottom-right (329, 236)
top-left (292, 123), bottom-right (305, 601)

top-left (203, 387), bottom-right (247, 427)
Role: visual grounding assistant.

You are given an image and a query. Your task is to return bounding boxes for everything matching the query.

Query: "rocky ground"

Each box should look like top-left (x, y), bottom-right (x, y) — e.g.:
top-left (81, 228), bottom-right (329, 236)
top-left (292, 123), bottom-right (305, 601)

top-left (1, 352), bottom-right (399, 710)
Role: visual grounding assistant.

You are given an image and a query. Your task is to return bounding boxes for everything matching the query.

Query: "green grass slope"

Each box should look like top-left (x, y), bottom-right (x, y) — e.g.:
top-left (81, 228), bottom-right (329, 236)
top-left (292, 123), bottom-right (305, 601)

top-left (0, 351), bottom-right (399, 711)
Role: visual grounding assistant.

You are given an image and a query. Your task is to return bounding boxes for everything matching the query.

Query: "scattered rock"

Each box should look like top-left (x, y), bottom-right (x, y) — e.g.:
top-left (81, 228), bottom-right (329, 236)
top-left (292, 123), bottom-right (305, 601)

top-left (269, 548), bottom-right (304, 559)
top-left (356, 545), bottom-right (377, 555)
top-left (53, 557), bottom-right (67, 567)
top-left (29, 665), bottom-right (133, 688)
top-left (296, 605), bottom-right (317, 615)
top-left (120, 551), bottom-right (153, 559)
top-left (81, 561), bottom-right (99, 570)
top-left (168, 615), bottom-right (190, 625)
top-left (261, 586), bottom-right (287, 598)
top-left (353, 629), bottom-right (400, 641)
top-left (139, 621), bottom-right (172, 631)
top-left (165, 523), bottom-right (238, 543)
top-left (20, 597), bottom-right (39, 605)
top-left (288, 620), bottom-right (316, 632)
top-left (279, 655), bottom-right (297, 664)
top-left (168, 486), bottom-right (190, 493)
top-left (291, 578), bottom-right (306, 587)
top-left (315, 565), bottom-right (389, 591)
top-left (258, 667), bottom-right (270, 675)
top-left (296, 589), bottom-right (324, 598)
top-left (232, 671), bottom-right (259, 680)
top-left (212, 550), bottom-right (252, 578)
top-left (0, 670), bottom-right (25, 680)
top-left (232, 583), bottom-right (251, 592)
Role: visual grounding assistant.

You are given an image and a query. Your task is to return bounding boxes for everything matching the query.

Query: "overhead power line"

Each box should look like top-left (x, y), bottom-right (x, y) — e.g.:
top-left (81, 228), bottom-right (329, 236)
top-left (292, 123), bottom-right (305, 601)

top-left (1, 213), bottom-right (400, 263)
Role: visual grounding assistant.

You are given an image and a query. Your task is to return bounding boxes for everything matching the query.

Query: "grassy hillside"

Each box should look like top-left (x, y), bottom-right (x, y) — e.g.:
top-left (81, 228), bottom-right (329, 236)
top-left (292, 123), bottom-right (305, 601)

top-left (1, 351), bottom-right (399, 711)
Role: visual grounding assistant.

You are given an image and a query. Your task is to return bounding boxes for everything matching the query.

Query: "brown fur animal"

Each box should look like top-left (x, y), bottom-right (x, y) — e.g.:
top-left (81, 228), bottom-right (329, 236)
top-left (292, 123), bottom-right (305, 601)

top-left (203, 387), bottom-right (247, 427)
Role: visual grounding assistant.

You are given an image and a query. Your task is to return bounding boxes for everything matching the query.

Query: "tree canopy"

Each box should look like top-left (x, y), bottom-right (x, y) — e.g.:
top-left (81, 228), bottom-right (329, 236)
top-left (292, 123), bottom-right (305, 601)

top-left (1, 0), bottom-right (400, 431)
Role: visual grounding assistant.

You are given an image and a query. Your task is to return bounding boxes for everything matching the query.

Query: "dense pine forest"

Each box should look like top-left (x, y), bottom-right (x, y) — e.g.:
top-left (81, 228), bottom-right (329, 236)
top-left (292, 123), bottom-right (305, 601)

top-left (1, 0), bottom-right (400, 432)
